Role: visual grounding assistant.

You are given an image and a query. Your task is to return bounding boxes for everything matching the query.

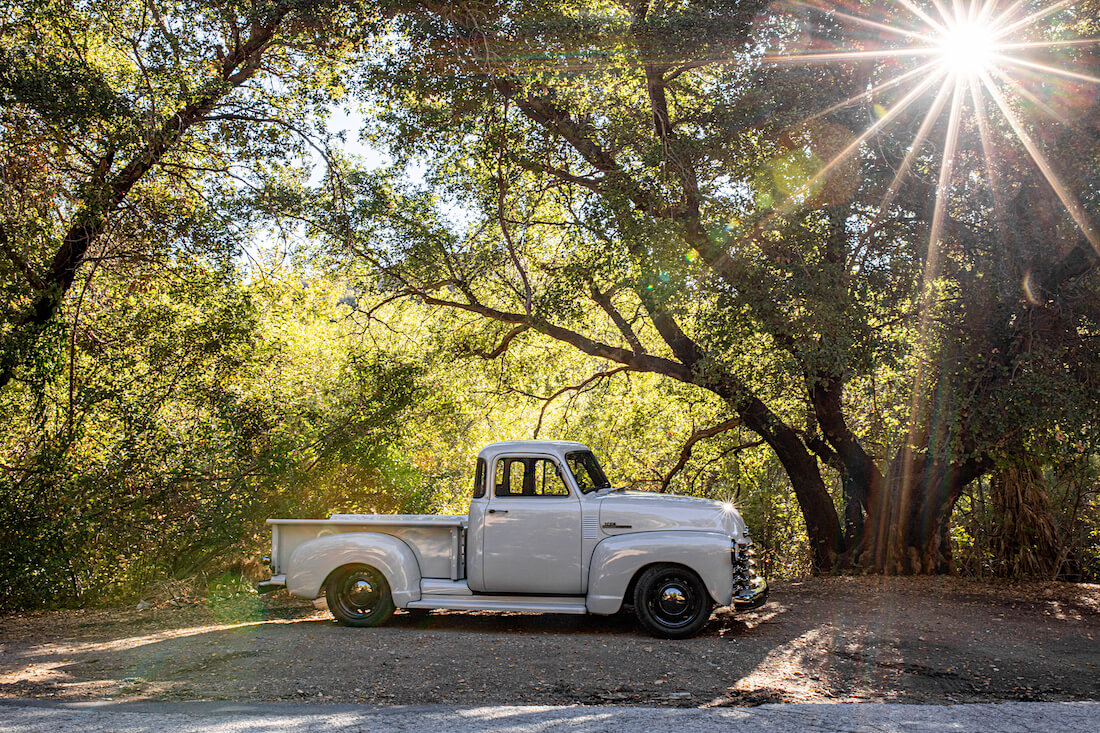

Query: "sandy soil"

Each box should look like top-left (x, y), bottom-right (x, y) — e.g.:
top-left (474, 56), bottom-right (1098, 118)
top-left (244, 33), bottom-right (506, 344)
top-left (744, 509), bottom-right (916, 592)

top-left (0, 577), bottom-right (1096, 707)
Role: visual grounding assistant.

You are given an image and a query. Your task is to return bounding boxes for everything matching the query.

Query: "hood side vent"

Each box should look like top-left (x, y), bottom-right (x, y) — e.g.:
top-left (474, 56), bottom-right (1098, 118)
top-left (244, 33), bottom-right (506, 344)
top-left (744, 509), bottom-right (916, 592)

top-left (583, 515), bottom-right (599, 540)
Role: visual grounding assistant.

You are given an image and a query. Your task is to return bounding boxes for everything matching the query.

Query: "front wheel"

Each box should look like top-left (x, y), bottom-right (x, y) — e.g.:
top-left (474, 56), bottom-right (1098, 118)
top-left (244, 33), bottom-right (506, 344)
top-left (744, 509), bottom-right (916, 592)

top-left (633, 564), bottom-right (712, 639)
top-left (325, 564), bottom-right (395, 627)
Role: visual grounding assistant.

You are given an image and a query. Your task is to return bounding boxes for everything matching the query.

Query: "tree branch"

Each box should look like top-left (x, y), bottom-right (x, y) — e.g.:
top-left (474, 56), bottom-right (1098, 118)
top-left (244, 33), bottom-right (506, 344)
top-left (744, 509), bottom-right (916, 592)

top-left (589, 283), bottom-right (645, 354)
top-left (412, 290), bottom-right (694, 382)
top-left (658, 416), bottom-right (750, 493)
top-left (471, 324), bottom-right (529, 359)
top-left (531, 366), bottom-right (631, 438)
top-left (489, 78), bottom-right (657, 215)
top-left (512, 157), bottom-right (605, 195)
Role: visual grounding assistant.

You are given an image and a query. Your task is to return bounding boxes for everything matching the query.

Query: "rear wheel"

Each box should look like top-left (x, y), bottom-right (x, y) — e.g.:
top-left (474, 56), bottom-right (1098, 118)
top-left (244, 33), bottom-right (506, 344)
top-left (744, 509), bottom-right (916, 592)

top-left (633, 564), bottom-right (712, 639)
top-left (325, 564), bottom-right (395, 627)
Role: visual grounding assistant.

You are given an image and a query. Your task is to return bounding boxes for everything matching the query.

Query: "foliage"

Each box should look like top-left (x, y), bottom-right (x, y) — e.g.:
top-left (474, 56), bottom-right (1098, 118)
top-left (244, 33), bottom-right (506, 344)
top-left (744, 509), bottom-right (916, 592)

top-left (0, 254), bottom-right (432, 609)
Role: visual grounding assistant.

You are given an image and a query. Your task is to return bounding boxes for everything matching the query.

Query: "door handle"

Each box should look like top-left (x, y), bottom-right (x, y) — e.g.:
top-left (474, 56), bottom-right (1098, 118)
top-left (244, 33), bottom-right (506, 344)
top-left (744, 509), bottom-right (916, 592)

top-left (488, 509), bottom-right (508, 514)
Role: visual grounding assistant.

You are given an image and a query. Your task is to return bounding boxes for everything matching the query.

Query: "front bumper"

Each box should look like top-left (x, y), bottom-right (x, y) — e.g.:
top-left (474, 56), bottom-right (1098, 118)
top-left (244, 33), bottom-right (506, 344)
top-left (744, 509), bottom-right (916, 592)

top-left (731, 541), bottom-right (769, 610)
top-left (732, 574), bottom-right (769, 609)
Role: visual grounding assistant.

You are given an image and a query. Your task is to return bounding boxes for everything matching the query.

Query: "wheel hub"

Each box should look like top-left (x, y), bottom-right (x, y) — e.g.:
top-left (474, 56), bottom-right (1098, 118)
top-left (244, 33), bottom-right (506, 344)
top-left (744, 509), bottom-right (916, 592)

top-left (656, 582), bottom-right (690, 617)
top-left (347, 578), bottom-right (376, 608)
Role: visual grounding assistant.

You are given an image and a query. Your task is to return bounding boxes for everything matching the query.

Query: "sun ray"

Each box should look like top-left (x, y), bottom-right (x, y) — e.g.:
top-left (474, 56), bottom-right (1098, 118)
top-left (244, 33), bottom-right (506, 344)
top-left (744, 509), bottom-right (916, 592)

top-left (968, 77), bottom-right (1014, 252)
top-left (926, 76), bottom-right (969, 275)
top-left (896, 0), bottom-right (951, 34)
top-left (955, 0), bottom-right (973, 25)
top-left (998, 38), bottom-right (1100, 49)
top-left (874, 79), bottom-right (957, 221)
top-left (798, 3), bottom-right (938, 44)
top-left (981, 0), bottom-right (1029, 27)
top-left (786, 69), bottom-right (950, 204)
top-left (811, 60), bottom-right (945, 120)
top-left (764, 47), bottom-right (940, 64)
top-left (992, 0), bottom-right (1075, 39)
top-left (978, 70), bottom-right (1100, 250)
top-left (930, 0), bottom-right (956, 26)
top-left (993, 54), bottom-right (1100, 84)
top-left (988, 65), bottom-right (1074, 126)
top-left (969, 0), bottom-right (985, 22)
top-left (897, 75), bottom-right (970, 505)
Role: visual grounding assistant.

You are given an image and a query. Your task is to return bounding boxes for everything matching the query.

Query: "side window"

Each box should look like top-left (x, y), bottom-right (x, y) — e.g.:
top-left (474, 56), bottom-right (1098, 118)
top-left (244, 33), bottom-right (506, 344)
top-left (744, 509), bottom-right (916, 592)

top-left (493, 457), bottom-right (570, 497)
top-left (495, 458), bottom-right (527, 496)
top-left (473, 457), bottom-right (486, 498)
top-left (507, 459), bottom-right (526, 495)
top-left (535, 459), bottom-right (569, 496)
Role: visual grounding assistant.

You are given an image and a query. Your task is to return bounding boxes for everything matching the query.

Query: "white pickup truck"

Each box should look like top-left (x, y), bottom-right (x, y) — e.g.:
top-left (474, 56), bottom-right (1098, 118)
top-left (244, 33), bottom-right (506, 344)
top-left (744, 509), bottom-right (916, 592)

top-left (258, 440), bottom-right (767, 638)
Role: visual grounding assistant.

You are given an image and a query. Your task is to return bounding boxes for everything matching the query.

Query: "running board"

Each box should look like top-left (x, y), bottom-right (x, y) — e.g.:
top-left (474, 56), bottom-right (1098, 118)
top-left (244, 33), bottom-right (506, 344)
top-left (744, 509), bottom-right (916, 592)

top-left (406, 595), bottom-right (588, 614)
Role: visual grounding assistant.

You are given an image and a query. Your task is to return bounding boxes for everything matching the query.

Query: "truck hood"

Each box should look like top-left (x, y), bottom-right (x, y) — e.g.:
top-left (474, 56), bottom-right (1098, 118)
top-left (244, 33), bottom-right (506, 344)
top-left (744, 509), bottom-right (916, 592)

top-left (597, 491), bottom-right (746, 539)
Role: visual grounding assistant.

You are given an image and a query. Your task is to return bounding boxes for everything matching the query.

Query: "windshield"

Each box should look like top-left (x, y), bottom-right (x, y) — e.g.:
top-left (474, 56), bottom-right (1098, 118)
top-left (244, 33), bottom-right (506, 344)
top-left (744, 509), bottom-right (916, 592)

top-left (565, 450), bottom-right (612, 494)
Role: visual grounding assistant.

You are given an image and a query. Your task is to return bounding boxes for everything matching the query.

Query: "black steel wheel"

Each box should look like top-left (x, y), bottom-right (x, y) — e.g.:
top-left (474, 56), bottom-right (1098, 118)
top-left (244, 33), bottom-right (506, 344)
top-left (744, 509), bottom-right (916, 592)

top-left (633, 564), bottom-right (712, 639)
top-left (325, 564), bottom-right (395, 627)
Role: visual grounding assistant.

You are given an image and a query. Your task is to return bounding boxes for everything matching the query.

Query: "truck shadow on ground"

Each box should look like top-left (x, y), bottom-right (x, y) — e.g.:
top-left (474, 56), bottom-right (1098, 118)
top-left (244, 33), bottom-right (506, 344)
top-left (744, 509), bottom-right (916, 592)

top-left (378, 606), bottom-right (756, 637)
top-left (0, 598), bottom-right (803, 706)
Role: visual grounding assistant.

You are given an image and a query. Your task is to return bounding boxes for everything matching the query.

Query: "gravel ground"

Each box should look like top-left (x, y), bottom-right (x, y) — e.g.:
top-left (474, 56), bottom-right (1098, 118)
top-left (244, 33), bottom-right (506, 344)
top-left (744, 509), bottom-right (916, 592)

top-left (0, 577), bottom-right (1097, 707)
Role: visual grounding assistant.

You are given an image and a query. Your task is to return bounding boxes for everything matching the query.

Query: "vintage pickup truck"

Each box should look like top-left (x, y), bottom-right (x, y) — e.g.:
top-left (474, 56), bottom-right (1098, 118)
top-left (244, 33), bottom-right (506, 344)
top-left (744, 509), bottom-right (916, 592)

top-left (258, 440), bottom-right (767, 638)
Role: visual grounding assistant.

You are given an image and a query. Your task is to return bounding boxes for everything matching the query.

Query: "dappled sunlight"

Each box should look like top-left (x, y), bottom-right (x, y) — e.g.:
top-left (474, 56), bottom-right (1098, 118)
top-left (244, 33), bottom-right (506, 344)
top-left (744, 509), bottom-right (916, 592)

top-left (1045, 600), bottom-right (1087, 622)
top-left (8, 617), bottom-right (322, 663)
top-left (0, 613), bottom-right (333, 702)
top-left (724, 624), bottom-right (893, 702)
top-left (0, 578), bottom-right (1096, 706)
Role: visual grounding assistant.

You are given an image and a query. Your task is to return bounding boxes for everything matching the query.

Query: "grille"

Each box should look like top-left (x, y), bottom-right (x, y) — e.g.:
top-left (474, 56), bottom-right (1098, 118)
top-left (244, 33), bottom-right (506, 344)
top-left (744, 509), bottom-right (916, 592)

top-left (731, 541), bottom-right (759, 592)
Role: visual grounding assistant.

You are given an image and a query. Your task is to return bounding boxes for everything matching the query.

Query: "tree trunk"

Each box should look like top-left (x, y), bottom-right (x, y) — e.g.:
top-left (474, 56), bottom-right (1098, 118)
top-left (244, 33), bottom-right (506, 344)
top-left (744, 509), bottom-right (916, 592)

top-left (856, 453), bottom-right (985, 573)
top-left (729, 385), bottom-right (844, 570)
top-left (809, 376), bottom-right (882, 548)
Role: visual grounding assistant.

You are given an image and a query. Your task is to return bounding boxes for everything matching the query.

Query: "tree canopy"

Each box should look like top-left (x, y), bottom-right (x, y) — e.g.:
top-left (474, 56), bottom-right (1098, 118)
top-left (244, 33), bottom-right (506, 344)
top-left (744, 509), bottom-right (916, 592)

top-left (315, 0), bottom-right (1100, 572)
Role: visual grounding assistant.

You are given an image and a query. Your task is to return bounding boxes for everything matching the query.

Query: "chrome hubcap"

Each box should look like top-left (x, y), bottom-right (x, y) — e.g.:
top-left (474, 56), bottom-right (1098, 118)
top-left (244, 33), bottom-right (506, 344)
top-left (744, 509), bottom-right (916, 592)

top-left (658, 585), bottom-right (689, 615)
top-left (649, 575), bottom-right (699, 628)
top-left (338, 571), bottom-right (383, 617)
top-left (347, 579), bottom-right (376, 608)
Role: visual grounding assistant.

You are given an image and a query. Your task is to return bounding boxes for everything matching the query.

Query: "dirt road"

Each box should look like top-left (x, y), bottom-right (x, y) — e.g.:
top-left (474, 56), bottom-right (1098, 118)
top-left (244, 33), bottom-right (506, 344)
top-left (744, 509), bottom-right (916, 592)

top-left (1, 577), bottom-right (1096, 707)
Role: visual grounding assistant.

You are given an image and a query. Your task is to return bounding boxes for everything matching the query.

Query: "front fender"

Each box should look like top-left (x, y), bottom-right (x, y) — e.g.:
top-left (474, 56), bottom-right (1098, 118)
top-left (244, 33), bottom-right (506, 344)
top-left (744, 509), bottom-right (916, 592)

top-left (285, 532), bottom-right (422, 607)
top-left (586, 530), bottom-right (732, 615)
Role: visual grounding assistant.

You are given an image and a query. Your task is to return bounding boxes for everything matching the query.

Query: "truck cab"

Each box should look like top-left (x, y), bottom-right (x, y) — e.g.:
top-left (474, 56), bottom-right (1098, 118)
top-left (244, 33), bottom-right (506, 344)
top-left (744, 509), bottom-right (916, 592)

top-left (259, 440), bottom-right (767, 638)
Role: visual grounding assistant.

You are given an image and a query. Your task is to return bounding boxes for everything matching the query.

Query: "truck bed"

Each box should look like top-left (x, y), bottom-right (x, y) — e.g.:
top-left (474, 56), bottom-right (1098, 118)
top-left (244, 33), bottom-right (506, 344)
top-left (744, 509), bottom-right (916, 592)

top-left (267, 515), bottom-right (468, 581)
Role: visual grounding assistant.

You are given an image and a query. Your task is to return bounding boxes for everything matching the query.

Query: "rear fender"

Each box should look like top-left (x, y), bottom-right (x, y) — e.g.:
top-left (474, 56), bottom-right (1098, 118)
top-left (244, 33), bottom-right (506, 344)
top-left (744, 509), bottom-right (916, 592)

top-left (285, 532), bottom-right (422, 607)
top-left (586, 531), bottom-right (732, 615)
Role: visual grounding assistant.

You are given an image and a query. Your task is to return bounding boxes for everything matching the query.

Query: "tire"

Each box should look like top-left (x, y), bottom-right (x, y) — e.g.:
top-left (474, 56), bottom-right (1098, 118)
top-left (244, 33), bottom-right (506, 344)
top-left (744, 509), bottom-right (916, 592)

top-left (633, 564), bottom-right (712, 639)
top-left (325, 564), bottom-right (395, 628)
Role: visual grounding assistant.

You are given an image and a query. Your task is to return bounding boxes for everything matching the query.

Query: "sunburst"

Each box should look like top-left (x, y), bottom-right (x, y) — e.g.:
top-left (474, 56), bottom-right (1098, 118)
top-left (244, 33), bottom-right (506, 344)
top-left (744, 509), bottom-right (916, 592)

top-left (759, 1), bottom-right (1099, 483)
top-left (765, 0), bottom-right (1100, 254)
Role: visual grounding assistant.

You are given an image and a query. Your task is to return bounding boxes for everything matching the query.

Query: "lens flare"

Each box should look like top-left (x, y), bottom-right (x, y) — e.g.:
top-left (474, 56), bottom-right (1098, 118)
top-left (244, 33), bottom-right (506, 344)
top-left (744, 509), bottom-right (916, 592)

top-left (763, 0), bottom-right (1098, 507)
top-left (765, 0), bottom-right (1099, 251)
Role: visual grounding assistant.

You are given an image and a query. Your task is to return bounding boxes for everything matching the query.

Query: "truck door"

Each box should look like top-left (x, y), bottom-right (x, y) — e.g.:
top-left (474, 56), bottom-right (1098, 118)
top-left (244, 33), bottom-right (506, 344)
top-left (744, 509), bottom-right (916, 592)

top-left (481, 455), bottom-right (583, 594)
